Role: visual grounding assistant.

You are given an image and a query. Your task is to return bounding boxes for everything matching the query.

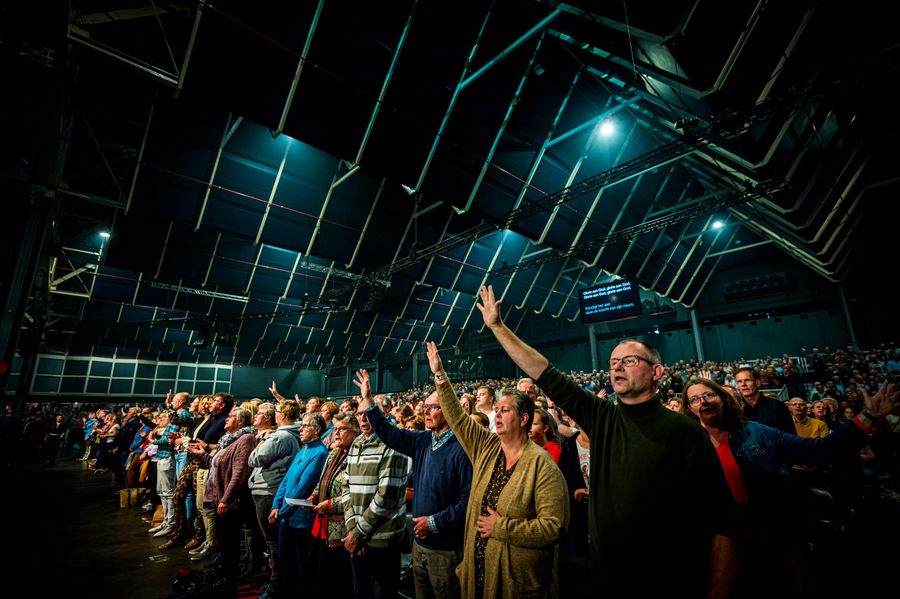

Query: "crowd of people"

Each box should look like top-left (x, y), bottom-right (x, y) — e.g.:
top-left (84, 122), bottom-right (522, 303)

top-left (2, 289), bottom-right (899, 598)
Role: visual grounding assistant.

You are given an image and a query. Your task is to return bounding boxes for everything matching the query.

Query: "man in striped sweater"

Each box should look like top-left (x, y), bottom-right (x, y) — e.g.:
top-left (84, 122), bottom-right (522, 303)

top-left (342, 397), bottom-right (409, 599)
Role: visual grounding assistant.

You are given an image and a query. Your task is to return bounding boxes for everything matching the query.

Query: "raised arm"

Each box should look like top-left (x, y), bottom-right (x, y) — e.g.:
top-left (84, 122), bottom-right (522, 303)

top-left (269, 380), bottom-right (286, 403)
top-left (476, 285), bottom-right (549, 380)
top-left (426, 341), bottom-right (493, 460)
top-left (354, 368), bottom-right (419, 456)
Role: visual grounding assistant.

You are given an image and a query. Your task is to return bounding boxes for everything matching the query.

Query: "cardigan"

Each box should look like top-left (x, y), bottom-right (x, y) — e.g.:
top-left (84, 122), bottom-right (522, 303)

top-left (436, 377), bottom-right (568, 599)
top-left (196, 432), bottom-right (256, 512)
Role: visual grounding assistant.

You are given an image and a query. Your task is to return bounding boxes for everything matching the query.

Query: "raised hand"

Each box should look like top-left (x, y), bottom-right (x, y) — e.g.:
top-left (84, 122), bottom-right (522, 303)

top-left (353, 369), bottom-right (374, 401)
top-left (475, 285), bottom-right (504, 329)
top-left (269, 381), bottom-right (285, 402)
top-left (860, 380), bottom-right (899, 419)
top-left (426, 341), bottom-right (444, 375)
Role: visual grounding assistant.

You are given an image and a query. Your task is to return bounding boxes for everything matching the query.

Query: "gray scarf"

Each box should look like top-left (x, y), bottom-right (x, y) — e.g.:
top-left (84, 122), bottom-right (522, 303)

top-left (217, 425), bottom-right (256, 451)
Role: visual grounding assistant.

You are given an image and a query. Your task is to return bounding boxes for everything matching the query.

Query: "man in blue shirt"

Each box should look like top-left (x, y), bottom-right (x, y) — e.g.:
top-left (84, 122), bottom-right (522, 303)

top-left (355, 369), bottom-right (472, 599)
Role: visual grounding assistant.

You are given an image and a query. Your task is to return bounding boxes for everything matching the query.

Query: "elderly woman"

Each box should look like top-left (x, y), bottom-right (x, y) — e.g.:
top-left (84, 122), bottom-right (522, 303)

top-left (266, 412), bottom-right (329, 597)
top-left (248, 399), bottom-right (303, 597)
top-left (306, 411), bottom-right (360, 596)
top-left (426, 341), bottom-right (568, 598)
top-left (254, 402), bottom-right (277, 443)
top-left (187, 407), bottom-right (257, 595)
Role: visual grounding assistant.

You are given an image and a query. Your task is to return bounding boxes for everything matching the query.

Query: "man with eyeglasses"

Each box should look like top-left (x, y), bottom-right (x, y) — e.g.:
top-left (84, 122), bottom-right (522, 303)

top-left (342, 393), bottom-right (410, 598)
top-left (353, 369), bottom-right (472, 599)
top-left (476, 285), bottom-right (740, 598)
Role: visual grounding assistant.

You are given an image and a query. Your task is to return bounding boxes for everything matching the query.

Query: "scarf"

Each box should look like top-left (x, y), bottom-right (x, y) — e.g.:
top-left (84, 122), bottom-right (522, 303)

top-left (216, 425), bottom-right (256, 451)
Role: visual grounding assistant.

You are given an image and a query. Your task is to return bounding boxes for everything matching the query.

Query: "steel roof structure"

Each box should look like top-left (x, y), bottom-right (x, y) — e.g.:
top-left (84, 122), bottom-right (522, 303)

top-left (4, 0), bottom-right (898, 372)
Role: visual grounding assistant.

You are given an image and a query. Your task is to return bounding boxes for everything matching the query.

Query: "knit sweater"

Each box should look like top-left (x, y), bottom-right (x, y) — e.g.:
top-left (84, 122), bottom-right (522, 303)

top-left (271, 438), bottom-right (329, 529)
top-left (248, 423), bottom-right (303, 495)
top-left (366, 404), bottom-right (472, 551)
top-left (537, 365), bottom-right (740, 597)
top-left (436, 377), bottom-right (568, 599)
top-left (341, 432), bottom-right (408, 549)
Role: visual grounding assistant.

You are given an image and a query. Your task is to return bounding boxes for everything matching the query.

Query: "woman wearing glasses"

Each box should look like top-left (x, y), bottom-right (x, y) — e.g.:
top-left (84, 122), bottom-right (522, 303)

top-left (426, 341), bottom-right (568, 599)
top-left (305, 412), bottom-right (360, 597)
top-left (266, 413), bottom-right (329, 598)
top-left (681, 376), bottom-right (897, 595)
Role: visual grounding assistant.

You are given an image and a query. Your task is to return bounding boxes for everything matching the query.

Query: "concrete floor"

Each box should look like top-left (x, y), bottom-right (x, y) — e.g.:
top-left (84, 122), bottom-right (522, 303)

top-left (3, 453), bottom-right (196, 599)
top-left (2, 451), bottom-right (416, 598)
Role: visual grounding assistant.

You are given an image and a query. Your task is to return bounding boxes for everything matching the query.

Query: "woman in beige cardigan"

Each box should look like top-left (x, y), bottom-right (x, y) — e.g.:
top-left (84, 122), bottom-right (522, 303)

top-left (426, 341), bottom-right (569, 598)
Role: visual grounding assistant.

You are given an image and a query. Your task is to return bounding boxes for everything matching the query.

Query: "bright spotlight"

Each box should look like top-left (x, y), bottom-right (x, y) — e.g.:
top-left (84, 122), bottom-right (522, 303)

top-left (99, 231), bottom-right (111, 238)
top-left (598, 120), bottom-right (615, 137)
top-left (711, 220), bottom-right (724, 230)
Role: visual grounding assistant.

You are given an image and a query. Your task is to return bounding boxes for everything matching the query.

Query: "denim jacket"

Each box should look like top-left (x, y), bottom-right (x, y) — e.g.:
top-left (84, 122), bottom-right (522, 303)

top-left (727, 420), bottom-right (865, 478)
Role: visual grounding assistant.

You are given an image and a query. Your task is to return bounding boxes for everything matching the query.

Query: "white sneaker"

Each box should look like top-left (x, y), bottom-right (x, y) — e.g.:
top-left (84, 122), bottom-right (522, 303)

top-left (153, 527), bottom-right (174, 538)
top-left (148, 524), bottom-right (164, 534)
top-left (188, 542), bottom-right (207, 555)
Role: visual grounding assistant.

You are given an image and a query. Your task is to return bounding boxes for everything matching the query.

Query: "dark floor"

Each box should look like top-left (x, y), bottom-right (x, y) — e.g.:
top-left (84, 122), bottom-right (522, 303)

top-left (2, 450), bottom-right (417, 599)
top-left (3, 452), bottom-right (194, 599)
top-left (6, 449), bottom-right (899, 597)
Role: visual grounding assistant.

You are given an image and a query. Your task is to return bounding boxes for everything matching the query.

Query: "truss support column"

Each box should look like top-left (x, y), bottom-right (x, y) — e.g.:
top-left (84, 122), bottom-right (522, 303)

top-left (690, 309), bottom-right (704, 362)
top-left (1, 185), bottom-right (56, 404)
top-left (589, 324), bottom-right (598, 369)
top-left (836, 286), bottom-right (857, 350)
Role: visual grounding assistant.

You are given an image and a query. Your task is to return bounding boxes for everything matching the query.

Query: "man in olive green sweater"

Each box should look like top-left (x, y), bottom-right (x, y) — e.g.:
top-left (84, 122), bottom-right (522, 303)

top-left (476, 286), bottom-right (740, 598)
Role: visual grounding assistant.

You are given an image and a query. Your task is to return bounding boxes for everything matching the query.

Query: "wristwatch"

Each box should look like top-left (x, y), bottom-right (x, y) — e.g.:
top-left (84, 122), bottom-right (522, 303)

top-left (434, 372), bottom-right (448, 383)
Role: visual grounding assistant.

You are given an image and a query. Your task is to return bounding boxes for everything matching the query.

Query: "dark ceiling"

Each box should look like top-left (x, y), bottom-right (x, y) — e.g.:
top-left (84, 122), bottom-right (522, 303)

top-left (6, 0), bottom-right (899, 369)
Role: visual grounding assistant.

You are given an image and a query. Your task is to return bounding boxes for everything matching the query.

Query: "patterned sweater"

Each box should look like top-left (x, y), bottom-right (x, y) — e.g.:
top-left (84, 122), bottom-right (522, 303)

top-left (341, 433), bottom-right (408, 549)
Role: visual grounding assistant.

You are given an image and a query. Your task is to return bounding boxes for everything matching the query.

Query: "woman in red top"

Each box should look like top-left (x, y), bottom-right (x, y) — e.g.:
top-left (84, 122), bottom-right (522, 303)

top-left (530, 408), bottom-right (561, 463)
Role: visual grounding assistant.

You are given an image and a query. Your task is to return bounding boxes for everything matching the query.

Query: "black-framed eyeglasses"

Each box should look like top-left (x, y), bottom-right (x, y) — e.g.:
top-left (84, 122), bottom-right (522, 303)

top-left (608, 355), bottom-right (656, 368)
top-left (687, 392), bottom-right (717, 407)
top-left (423, 404), bottom-right (441, 413)
top-left (299, 423), bottom-right (318, 430)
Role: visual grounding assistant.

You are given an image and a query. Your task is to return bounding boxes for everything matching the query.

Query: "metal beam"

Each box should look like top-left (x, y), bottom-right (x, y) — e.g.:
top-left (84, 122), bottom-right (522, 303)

top-left (355, 0), bottom-right (418, 165)
top-left (254, 140), bottom-right (293, 244)
top-left (67, 25), bottom-right (178, 85)
top-left (414, 6), bottom-right (494, 191)
top-left (277, 0), bottom-right (325, 133)
top-left (195, 114), bottom-right (240, 231)
top-left (547, 96), bottom-right (639, 147)
top-left (462, 33), bottom-right (544, 213)
top-left (459, 9), bottom-right (561, 90)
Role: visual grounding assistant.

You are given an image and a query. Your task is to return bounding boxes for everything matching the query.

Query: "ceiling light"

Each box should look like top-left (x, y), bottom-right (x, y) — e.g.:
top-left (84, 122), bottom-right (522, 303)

top-left (597, 120), bottom-right (615, 138)
top-left (712, 220), bottom-right (724, 230)
top-left (99, 231), bottom-right (111, 238)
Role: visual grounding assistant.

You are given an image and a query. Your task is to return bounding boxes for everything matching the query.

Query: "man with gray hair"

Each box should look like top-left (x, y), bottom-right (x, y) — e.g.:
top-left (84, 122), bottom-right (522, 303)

top-left (343, 396), bottom-right (409, 598)
top-left (355, 369), bottom-right (472, 599)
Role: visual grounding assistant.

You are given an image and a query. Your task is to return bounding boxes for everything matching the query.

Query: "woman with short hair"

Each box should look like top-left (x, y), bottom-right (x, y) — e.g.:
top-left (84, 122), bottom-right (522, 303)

top-left (306, 412), bottom-right (360, 596)
top-left (427, 342), bottom-right (568, 598)
top-left (247, 400), bottom-right (303, 596)
top-left (187, 407), bottom-right (257, 595)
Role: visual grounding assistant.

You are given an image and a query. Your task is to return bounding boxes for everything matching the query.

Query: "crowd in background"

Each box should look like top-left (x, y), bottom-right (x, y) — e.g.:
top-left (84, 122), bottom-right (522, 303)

top-left (1, 340), bottom-right (899, 598)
